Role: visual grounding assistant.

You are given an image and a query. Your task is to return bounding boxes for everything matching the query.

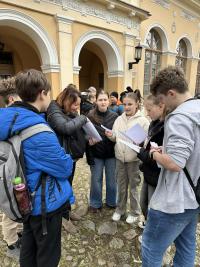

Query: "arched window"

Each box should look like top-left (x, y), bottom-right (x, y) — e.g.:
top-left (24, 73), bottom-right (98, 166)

top-left (175, 39), bottom-right (187, 73)
top-left (195, 61), bottom-right (200, 96)
top-left (143, 29), bottom-right (162, 95)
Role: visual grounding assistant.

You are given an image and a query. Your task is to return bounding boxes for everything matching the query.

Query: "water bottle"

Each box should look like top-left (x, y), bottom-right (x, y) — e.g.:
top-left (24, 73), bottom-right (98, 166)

top-left (13, 177), bottom-right (31, 216)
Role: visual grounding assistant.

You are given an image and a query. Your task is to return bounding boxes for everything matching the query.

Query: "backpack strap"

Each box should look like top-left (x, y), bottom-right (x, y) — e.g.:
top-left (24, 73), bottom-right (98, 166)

top-left (19, 124), bottom-right (54, 142)
top-left (183, 167), bottom-right (196, 192)
top-left (19, 123), bottom-right (53, 234)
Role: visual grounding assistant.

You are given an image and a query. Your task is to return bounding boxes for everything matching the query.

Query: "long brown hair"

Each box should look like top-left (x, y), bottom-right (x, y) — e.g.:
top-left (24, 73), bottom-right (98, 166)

top-left (56, 84), bottom-right (80, 112)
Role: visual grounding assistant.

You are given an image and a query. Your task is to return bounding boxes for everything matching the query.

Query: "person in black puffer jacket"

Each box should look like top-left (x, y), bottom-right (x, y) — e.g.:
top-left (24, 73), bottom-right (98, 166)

top-left (47, 84), bottom-right (87, 231)
top-left (137, 95), bottom-right (165, 221)
top-left (86, 90), bottom-right (118, 212)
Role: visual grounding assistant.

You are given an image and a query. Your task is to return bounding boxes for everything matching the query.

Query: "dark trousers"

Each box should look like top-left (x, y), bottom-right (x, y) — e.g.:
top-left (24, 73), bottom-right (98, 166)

top-left (20, 212), bottom-right (63, 267)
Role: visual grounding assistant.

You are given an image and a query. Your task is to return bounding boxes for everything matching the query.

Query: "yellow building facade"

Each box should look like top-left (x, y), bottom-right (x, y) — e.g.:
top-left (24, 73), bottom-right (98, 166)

top-left (0, 0), bottom-right (199, 97)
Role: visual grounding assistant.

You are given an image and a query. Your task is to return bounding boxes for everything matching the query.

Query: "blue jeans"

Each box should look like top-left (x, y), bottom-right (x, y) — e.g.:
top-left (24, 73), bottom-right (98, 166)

top-left (142, 208), bottom-right (199, 267)
top-left (90, 157), bottom-right (116, 208)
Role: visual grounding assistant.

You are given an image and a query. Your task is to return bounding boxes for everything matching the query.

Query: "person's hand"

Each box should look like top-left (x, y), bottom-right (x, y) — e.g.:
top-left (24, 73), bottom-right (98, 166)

top-left (105, 130), bottom-right (113, 137)
top-left (88, 137), bottom-right (98, 146)
top-left (149, 146), bottom-right (162, 160)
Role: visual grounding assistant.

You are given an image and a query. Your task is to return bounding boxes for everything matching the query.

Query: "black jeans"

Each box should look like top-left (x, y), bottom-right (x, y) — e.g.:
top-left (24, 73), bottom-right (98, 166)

top-left (20, 211), bottom-right (63, 267)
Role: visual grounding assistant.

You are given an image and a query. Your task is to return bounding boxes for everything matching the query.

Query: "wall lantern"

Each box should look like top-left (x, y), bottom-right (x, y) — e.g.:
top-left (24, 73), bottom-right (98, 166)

top-left (128, 44), bottom-right (143, 70)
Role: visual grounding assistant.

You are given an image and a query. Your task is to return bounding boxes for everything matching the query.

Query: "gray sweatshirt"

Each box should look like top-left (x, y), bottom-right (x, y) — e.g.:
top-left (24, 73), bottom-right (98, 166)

top-left (150, 99), bottom-right (200, 213)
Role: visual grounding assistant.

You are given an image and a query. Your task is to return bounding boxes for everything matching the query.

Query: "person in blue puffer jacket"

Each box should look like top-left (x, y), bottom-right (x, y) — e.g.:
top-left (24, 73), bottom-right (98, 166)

top-left (0, 69), bottom-right (74, 267)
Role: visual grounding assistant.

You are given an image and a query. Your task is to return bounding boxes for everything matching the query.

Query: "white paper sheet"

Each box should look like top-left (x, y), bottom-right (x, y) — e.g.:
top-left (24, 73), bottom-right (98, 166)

top-left (118, 138), bottom-right (141, 153)
top-left (120, 123), bottom-right (147, 144)
top-left (150, 141), bottom-right (158, 148)
top-left (101, 125), bottom-right (112, 132)
top-left (83, 120), bottom-right (102, 142)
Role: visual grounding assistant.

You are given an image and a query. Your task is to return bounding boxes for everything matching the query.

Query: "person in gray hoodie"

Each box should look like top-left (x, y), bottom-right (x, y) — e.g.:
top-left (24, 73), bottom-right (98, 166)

top-left (141, 66), bottom-right (200, 267)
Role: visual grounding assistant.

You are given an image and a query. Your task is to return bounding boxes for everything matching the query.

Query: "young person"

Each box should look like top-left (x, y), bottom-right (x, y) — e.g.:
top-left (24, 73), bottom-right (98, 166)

top-left (87, 90), bottom-right (118, 212)
top-left (142, 66), bottom-right (200, 267)
top-left (47, 84), bottom-right (87, 232)
top-left (0, 69), bottom-right (74, 267)
top-left (0, 77), bottom-right (22, 259)
top-left (106, 93), bottom-right (149, 224)
top-left (109, 91), bottom-right (124, 115)
top-left (137, 95), bottom-right (165, 230)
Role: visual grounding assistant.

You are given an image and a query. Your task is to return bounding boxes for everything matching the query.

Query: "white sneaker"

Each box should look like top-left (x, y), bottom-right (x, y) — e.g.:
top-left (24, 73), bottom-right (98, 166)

top-left (126, 214), bottom-right (138, 224)
top-left (112, 212), bottom-right (121, 221)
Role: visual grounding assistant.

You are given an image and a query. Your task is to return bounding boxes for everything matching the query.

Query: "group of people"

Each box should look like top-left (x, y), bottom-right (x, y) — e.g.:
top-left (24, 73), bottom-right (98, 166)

top-left (0, 66), bottom-right (199, 267)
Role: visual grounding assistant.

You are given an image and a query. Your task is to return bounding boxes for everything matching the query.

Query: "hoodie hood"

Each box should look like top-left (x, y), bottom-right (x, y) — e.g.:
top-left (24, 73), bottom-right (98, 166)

top-left (121, 110), bottom-right (143, 121)
top-left (0, 104), bottom-right (47, 141)
top-left (167, 99), bottom-right (200, 126)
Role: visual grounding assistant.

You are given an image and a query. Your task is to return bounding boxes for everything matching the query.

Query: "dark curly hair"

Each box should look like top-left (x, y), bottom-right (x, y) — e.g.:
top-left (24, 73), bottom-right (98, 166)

top-left (150, 66), bottom-right (188, 96)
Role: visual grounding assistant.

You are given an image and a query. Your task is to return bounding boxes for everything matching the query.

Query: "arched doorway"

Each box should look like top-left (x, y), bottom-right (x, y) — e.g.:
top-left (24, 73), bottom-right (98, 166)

top-left (79, 46), bottom-right (104, 91)
top-left (0, 26), bottom-right (41, 79)
top-left (73, 31), bottom-right (123, 93)
top-left (0, 9), bottom-right (59, 77)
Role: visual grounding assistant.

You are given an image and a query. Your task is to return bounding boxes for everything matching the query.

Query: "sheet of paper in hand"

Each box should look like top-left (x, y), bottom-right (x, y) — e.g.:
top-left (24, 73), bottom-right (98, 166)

top-left (118, 139), bottom-right (141, 153)
top-left (83, 120), bottom-right (102, 142)
top-left (101, 125), bottom-right (112, 132)
top-left (120, 123), bottom-right (147, 144)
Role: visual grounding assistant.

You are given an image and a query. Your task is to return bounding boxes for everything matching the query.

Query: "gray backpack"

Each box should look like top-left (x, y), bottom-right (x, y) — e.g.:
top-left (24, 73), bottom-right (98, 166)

top-left (0, 123), bottom-right (53, 221)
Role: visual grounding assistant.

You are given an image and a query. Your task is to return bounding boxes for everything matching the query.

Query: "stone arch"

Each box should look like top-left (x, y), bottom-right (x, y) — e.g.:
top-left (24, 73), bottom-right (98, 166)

top-left (73, 30), bottom-right (123, 75)
top-left (176, 35), bottom-right (193, 58)
top-left (143, 23), bottom-right (169, 52)
top-left (0, 8), bottom-right (59, 70)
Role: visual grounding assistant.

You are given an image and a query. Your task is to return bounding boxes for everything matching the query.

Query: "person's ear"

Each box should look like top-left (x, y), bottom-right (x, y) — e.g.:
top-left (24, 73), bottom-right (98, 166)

top-left (39, 90), bottom-right (46, 100)
top-left (168, 89), bottom-right (176, 97)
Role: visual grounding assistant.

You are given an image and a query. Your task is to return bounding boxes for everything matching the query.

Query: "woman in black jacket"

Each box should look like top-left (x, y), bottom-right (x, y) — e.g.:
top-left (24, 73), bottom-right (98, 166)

top-left (137, 95), bottom-right (165, 222)
top-left (47, 84), bottom-right (87, 231)
top-left (87, 90), bottom-right (118, 212)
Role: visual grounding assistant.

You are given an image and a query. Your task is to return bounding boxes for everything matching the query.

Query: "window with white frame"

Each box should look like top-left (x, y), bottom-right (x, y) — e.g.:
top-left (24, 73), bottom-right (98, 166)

top-left (143, 29), bottom-right (162, 96)
top-left (175, 39), bottom-right (187, 73)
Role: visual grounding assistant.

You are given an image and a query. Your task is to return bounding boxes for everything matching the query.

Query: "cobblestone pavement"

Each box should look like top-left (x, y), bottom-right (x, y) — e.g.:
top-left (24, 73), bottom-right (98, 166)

top-left (0, 158), bottom-right (199, 267)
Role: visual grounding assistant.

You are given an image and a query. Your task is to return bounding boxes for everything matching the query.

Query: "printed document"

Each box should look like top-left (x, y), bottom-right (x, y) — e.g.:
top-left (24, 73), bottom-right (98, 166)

top-left (83, 120), bottom-right (102, 142)
top-left (118, 139), bottom-right (141, 153)
top-left (120, 123), bottom-right (147, 144)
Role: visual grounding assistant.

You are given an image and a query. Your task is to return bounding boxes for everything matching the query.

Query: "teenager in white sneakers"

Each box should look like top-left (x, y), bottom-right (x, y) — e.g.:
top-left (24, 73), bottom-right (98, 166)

top-left (105, 92), bottom-right (149, 224)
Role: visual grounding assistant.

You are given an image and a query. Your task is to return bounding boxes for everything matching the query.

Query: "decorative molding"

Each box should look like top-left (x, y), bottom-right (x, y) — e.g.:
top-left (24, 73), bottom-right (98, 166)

top-left (41, 64), bottom-right (60, 73)
top-left (171, 21), bottom-right (176, 33)
top-left (123, 32), bottom-right (137, 39)
top-left (0, 8), bottom-right (59, 66)
top-left (162, 50), bottom-right (177, 56)
top-left (55, 14), bottom-right (74, 24)
top-left (41, 0), bottom-right (139, 30)
top-left (152, 0), bottom-right (170, 9)
top-left (73, 66), bottom-right (82, 74)
top-left (181, 10), bottom-right (196, 22)
top-left (176, 35), bottom-right (193, 58)
top-left (107, 70), bottom-right (124, 78)
top-left (73, 30), bottom-right (123, 73)
top-left (107, 3), bottom-right (115, 10)
top-left (143, 23), bottom-right (169, 51)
